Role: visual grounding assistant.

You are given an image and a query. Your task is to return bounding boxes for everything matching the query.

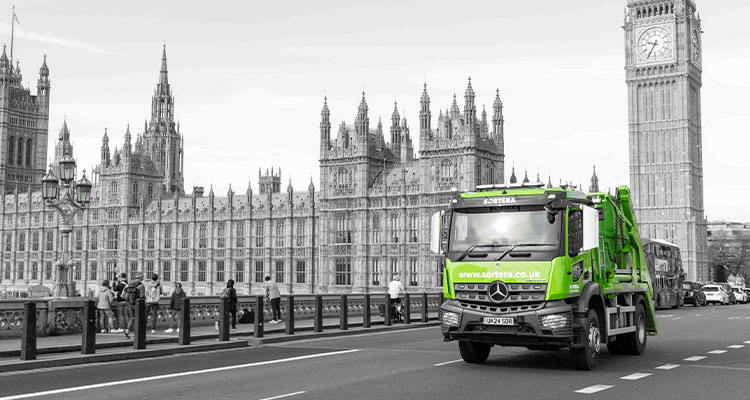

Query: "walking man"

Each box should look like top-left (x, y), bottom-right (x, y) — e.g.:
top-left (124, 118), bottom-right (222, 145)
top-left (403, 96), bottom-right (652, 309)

top-left (123, 272), bottom-right (145, 339)
top-left (264, 276), bottom-right (281, 324)
top-left (144, 274), bottom-right (163, 334)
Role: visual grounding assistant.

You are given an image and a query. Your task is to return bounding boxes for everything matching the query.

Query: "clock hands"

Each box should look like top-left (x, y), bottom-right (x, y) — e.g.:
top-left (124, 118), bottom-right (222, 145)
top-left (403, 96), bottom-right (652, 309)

top-left (647, 40), bottom-right (659, 59)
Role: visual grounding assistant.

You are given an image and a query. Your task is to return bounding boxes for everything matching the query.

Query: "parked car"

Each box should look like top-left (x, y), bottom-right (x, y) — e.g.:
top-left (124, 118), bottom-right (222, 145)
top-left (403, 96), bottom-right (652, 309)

top-left (718, 283), bottom-right (738, 304)
top-left (730, 287), bottom-right (747, 304)
top-left (744, 287), bottom-right (750, 299)
top-left (682, 281), bottom-right (707, 306)
top-left (703, 284), bottom-right (730, 305)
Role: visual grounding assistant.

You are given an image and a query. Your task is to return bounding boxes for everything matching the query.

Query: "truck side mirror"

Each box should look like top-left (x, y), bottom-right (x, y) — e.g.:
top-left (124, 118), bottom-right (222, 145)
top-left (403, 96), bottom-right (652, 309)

top-left (430, 211), bottom-right (443, 254)
top-left (581, 205), bottom-right (599, 252)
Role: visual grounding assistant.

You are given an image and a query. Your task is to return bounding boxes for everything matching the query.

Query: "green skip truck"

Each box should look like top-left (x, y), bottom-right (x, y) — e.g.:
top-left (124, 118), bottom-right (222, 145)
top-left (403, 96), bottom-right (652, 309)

top-left (431, 183), bottom-right (657, 370)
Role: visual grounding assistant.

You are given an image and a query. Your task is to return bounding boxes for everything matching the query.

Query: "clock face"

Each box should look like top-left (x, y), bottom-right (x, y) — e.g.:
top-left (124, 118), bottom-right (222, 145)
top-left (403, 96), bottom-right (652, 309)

top-left (637, 26), bottom-right (674, 62)
top-left (691, 29), bottom-right (700, 62)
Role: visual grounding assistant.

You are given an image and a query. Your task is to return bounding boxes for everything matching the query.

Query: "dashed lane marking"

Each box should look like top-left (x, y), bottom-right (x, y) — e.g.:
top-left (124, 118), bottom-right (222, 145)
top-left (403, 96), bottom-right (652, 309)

top-left (620, 373), bottom-right (652, 380)
top-left (434, 359), bottom-right (464, 367)
top-left (575, 385), bottom-right (614, 394)
top-left (673, 317), bottom-right (683, 320)
top-left (694, 314), bottom-right (702, 316)
top-left (0, 349), bottom-right (359, 400)
top-left (708, 350), bottom-right (727, 354)
top-left (259, 391), bottom-right (306, 400)
top-left (744, 341), bottom-right (750, 344)
top-left (657, 314), bottom-right (674, 318)
top-left (727, 345), bottom-right (745, 349)
top-left (684, 356), bottom-right (707, 361)
top-left (655, 364), bottom-right (680, 370)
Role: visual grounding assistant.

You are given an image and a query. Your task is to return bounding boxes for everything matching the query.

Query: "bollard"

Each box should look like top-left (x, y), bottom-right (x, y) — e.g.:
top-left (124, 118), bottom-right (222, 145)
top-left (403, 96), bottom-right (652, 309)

top-left (384, 294), bottom-right (392, 326)
top-left (363, 294), bottom-right (371, 328)
top-left (219, 297), bottom-right (230, 341)
top-left (253, 296), bottom-right (264, 338)
top-left (340, 294), bottom-right (348, 330)
top-left (285, 295), bottom-right (295, 335)
top-left (421, 293), bottom-right (428, 322)
top-left (133, 298), bottom-right (146, 350)
top-left (313, 295), bottom-right (323, 332)
top-left (82, 300), bottom-right (96, 354)
top-left (20, 302), bottom-right (36, 361)
top-left (179, 298), bottom-right (190, 345)
top-left (403, 293), bottom-right (411, 324)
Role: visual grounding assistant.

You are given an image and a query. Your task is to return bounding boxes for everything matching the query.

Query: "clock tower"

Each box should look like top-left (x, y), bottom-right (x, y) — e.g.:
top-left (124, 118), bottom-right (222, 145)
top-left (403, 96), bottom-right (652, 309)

top-left (624, 0), bottom-right (708, 281)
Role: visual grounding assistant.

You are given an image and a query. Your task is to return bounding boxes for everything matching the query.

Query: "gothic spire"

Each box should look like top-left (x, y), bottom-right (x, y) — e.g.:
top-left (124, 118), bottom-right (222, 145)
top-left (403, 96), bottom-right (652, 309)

top-left (589, 165), bottom-right (600, 193)
top-left (509, 165), bottom-right (517, 184)
top-left (419, 82), bottom-right (431, 139)
top-left (522, 169), bottom-right (530, 184)
top-left (159, 44), bottom-right (168, 86)
top-left (59, 118), bottom-right (69, 141)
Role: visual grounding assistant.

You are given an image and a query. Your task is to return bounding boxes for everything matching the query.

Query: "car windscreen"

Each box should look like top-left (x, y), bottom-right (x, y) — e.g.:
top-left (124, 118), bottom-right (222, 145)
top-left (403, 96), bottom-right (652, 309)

top-left (703, 286), bottom-right (718, 292)
top-left (449, 207), bottom-right (560, 253)
top-left (682, 283), bottom-right (692, 290)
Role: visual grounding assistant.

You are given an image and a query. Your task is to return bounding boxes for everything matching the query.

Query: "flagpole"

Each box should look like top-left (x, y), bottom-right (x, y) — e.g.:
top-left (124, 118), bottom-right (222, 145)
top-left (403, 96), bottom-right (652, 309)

top-left (10, 5), bottom-right (15, 62)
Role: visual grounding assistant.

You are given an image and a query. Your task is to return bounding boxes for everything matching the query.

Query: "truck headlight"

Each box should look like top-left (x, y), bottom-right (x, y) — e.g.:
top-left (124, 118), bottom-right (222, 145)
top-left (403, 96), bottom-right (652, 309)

top-left (442, 311), bottom-right (460, 327)
top-left (540, 313), bottom-right (568, 329)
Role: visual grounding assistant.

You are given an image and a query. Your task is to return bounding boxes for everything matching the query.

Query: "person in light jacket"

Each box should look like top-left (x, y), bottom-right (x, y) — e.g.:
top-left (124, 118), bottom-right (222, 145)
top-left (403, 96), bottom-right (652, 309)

top-left (97, 279), bottom-right (115, 333)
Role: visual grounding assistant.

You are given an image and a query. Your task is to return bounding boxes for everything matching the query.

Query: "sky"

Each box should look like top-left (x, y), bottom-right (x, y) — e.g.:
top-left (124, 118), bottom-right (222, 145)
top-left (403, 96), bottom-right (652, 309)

top-left (2, 0), bottom-right (749, 220)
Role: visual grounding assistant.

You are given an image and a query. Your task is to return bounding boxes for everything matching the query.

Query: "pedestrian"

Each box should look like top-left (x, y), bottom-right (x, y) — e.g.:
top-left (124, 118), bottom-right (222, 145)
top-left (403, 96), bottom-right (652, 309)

top-left (123, 272), bottom-right (145, 339)
top-left (112, 272), bottom-right (128, 332)
top-left (144, 273), bottom-right (163, 334)
top-left (224, 279), bottom-right (238, 329)
top-left (165, 282), bottom-right (186, 333)
top-left (97, 279), bottom-right (115, 333)
top-left (264, 276), bottom-right (282, 324)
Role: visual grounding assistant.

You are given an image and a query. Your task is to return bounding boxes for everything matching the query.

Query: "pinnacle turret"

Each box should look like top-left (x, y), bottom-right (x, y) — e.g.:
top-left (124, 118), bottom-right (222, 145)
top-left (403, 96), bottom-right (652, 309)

top-left (159, 44), bottom-right (168, 86)
top-left (509, 165), bottom-right (517, 184)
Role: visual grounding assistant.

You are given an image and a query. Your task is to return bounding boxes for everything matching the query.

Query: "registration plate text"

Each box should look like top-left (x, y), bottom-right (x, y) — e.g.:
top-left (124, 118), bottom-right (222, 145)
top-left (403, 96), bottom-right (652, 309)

top-left (482, 317), bottom-right (515, 326)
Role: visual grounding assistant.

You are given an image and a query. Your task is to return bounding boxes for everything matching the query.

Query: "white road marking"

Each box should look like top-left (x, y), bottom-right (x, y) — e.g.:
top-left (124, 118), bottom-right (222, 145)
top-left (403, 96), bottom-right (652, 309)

top-left (684, 356), bottom-right (706, 361)
top-left (727, 345), bottom-right (745, 349)
top-left (0, 349), bottom-right (359, 400)
top-left (673, 317), bottom-right (682, 320)
top-left (657, 314), bottom-right (674, 318)
top-left (708, 350), bottom-right (727, 354)
top-left (620, 373), bottom-right (652, 380)
top-left (693, 314), bottom-right (702, 316)
top-left (655, 364), bottom-right (680, 370)
top-left (434, 359), bottom-right (464, 367)
top-left (744, 341), bottom-right (750, 344)
top-left (575, 385), bottom-right (613, 394)
top-left (259, 391), bottom-right (306, 400)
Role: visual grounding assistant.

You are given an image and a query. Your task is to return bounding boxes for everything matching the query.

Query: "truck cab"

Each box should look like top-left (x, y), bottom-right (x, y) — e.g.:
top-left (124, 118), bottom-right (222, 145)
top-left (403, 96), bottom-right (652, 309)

top-left (432, 183), bottom-right (657, 370)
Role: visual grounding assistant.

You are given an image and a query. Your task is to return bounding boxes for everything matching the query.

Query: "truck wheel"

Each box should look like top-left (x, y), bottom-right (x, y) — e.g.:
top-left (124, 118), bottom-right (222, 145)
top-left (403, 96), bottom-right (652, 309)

top-left (571, 309), bottom-right (601, 370)
top-left (621, 303), bottom-right (647, 355)
top-left (458, 341), bottom-right (491, 364)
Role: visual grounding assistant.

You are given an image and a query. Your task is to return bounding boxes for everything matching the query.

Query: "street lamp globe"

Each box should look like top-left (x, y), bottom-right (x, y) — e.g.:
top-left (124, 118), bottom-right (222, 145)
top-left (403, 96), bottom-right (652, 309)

top-left (41, 167), bottom-right (60, 202)
top-left (75, 170), bottom-right (93, 205)
top-left (58, 154), bottom-right (76, 184)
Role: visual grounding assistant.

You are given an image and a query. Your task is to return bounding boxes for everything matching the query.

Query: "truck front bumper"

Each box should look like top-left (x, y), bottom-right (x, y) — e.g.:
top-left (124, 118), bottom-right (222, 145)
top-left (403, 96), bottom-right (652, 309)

top-left (440, 299), bottom-right (574, 347)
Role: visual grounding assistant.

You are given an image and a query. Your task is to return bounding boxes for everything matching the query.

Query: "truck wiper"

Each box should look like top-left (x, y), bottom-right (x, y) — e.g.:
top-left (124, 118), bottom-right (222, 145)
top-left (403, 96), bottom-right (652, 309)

top-left (496, 243), bottom-right (556, 261)
top-left (456, 244), bottom-right (503, 262)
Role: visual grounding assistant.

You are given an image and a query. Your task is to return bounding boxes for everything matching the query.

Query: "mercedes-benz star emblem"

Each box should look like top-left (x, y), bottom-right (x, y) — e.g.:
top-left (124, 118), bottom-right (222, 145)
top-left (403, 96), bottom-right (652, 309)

top-left (487, 281), bottom-right (509, 303)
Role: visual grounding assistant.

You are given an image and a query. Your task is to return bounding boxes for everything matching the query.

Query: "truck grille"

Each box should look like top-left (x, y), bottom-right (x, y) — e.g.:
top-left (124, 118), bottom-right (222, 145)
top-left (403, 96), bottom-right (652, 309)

top-left (454, 283), bottom-right (547, 314)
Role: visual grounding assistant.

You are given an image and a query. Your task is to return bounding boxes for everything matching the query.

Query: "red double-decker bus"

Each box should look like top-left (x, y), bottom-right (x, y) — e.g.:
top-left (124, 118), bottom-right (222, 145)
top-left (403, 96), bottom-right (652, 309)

top-left (642, 238), bottom-right (683, 309)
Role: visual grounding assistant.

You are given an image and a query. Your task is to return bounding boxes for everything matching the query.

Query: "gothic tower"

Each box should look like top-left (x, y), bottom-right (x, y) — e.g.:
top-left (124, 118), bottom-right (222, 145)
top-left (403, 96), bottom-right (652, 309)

top-left (0, 49), bottom-right (50, 193)
top-left (142, 45), bottom-right (185, 195)
top-left (624, 0), bottom-right (707, 281)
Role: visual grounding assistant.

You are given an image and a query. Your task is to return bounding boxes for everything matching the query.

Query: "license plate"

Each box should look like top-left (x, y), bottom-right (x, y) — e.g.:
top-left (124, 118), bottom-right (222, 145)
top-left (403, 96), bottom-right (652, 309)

top-left (483, 317), bottom-right (515, 326)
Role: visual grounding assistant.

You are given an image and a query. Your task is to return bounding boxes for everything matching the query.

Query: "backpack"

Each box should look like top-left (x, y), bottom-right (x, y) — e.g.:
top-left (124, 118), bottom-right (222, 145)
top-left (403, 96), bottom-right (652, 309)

top-left (220, 287), bottom-right (231, 299)
top-left (145, 283), bottom-right (160, 303)
top-left (239, 308), bottom-right (254, 324)
top-left (124, 282), bottom-right (143, 304)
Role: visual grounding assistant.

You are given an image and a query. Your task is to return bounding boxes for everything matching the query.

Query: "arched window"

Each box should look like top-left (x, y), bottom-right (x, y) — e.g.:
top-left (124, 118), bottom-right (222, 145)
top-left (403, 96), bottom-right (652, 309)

top-left (17, 139), bottom-right (23, 165)
top-left (440, 159), bottom-right (453, 179)
top-left (148, 183), bottom-right (153, 200)
top-left (26, 139), bottom-right (32, 166)
top-left (8, 137), bottom-right (15, 165)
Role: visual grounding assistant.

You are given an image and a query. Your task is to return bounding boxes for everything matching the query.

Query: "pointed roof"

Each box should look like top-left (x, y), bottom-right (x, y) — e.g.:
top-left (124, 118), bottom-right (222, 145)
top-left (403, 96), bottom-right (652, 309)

top-left (39, 54), bottom-right (49, 76)
top-left (391, 101), bottom-right (400, 122)
top-left (59, 118), bottom-right (70, 141)
top-left (509, 165), bottom-right (517, 184)
top-left (0, 45), bottom-right (7, 63)
top-left (464, 76), bottom-right (475, 98)
top-left (547, 175), bottom-right (553, 189)
top-left (522, 170), bottom-right (530, 184)
top-left (450, 94), bottom-right (460, 116)
top-left (159, 44), bottom-right (168, 85)
top-left (308, 177), bottom-right (315, 191)
top-left (420, 82), bottom-right (429, 103)
top-left (358, 91), bottom-right (368, 112)
top-left (321, 96), bottom-right (330, 116)
top-left (493, 88), bottom-right (503, 109)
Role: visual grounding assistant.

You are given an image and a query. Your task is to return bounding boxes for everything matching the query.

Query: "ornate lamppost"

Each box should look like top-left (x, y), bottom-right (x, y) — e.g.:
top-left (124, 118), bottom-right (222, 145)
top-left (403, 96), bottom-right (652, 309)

top-left (41, 154), bottom-right (92, 297)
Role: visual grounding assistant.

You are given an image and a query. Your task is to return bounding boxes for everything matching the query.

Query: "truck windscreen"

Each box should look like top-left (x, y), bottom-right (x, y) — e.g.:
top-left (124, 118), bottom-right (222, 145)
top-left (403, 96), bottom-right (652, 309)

top-left (449, 207), bottom-right (560, 254)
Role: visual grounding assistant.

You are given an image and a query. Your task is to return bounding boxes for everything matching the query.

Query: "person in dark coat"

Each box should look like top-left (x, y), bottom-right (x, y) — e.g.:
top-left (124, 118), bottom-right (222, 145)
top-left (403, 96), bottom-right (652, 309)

top-left (166, 282), bottom-right (186, 333)
top-left (226, 279), bottom-right (238, 329)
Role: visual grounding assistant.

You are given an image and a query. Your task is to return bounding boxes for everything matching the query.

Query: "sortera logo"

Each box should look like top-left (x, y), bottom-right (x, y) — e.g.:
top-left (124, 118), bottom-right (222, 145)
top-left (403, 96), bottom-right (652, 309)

top-left (483, 197), bottom-right (516, 205)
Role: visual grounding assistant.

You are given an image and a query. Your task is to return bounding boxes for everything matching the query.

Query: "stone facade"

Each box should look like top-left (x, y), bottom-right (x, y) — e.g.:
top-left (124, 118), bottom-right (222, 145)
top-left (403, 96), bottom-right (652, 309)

top-left (624, 0), bottom-right (708, 281)
top-left (0, 48), bottom-right (505, 297)
top-left (0, 47), bottom-right (50, 194)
